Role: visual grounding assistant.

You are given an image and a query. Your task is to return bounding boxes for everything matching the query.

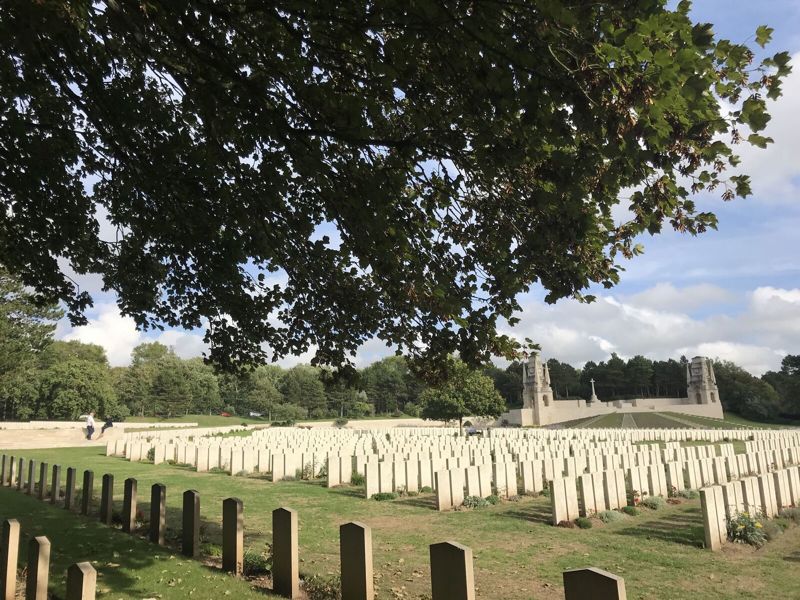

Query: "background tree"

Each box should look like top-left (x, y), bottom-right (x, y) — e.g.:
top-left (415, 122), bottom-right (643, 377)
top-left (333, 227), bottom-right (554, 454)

top-left (361, 356), bottom-right (422, 415)
top-left (242, 365), bottom-right (284, 418)
top-left (0, 2), bottom-right (789, 376)
top-left (184, 358), bottom-right (223, 414)
top-left (0, 265), bottom-right (62, 419)
top-left (150, 355), bottom-right (192, 417)
top-left (714, 360), bottom-right (781, 421)
top-left (762, 355), bottom-right (800, 417)
top-left (38, 359), bottom-right (121, 420)
top-left (626, 355), bottom-right (654, 397)
top-left (280, 366), bottom-right (326, 418)
top-left (420, 360), bottom-right (506, 429)
top-left (545, 359), bottom-right (581, 399)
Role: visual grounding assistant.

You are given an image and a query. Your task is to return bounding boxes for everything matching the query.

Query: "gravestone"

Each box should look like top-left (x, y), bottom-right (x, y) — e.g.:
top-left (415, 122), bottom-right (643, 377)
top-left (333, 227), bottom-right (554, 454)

top-left (340, 522), bottom-right (374, 600)
top-left (563, 567), bottom-right (627, 600)
top-left (429, 541), bottom-right (474, 600)
top-left (182, 490), bottom-right (200, 557)
top-left (272, 507), bottom-right (299, 598)
top-left (26, 536), bottom-right (50, 600)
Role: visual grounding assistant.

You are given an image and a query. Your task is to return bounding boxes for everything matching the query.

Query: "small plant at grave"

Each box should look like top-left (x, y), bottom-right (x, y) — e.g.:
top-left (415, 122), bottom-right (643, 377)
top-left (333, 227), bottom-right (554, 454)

top-left (146, 447), bottom-right (155, 462)
top-left (778, 507), bottom-right (800, 523)
top-left (235, 470), bottom-right (249, 477)
top-left (575, 517), bottom-right (593, 529)
top-left (668, 485), bottom-right (678, 498)
top-left (641, 496), bottom-right (666, 510)
top-left (677, 489), bottom-right (699, 500)
top-left (334, 418), bottom-right (348, 428)
top-left (243, 544), bottom-right (272, 577)
top-left (201, 543), bottom-right (223, 558)
top-left (762, 520), bottom-right (787, 542)
top-left (486, 494), bottom-right (501, 505)
top-left (317, 463), bottom-right (328, 479)
top-left (282, 475), bottom-right (297, 482)
top-left (420, 485), bottom-right (433, 493)
top-left (727, 511), bottom-right (767, 548)
top-left (350, 471), bottom-right (365, 486)
top-left (463, 495), bottom-right (490, 509)
top-left (557, 520), bottom-right (575, 528)
top-left (209, 467), bottom-right (228, 474)
top-left (300, 462), bottom-right (316, 480)
top-left (371, 492), bottom-right (397, 501)
top-left (166, 459), bottom-right (177, 465)
top-left (599, 510), bottom-right (626, 524)
top-left (241, 422), bottom-right (249, 427)
top-left (303, 574), bottom-right (342, 600)
top-left (667, 497), bottom-right (682, 505)
top-left (631, 490), bottom-right (642, 506)
top-left (621, 506), bottom-right (640, 516)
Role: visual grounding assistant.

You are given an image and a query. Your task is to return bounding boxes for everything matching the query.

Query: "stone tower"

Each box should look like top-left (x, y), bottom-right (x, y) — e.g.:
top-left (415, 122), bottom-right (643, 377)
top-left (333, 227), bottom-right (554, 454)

top-left (522, 351), bottom-right (554, 423)
top-left (686, 356), bottom-right (719, 405)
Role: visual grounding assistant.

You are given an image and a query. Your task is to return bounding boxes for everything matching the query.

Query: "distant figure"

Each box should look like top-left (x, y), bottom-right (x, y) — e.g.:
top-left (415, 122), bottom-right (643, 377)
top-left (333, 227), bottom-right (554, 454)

top-left (97, 416), bottom-right (114, 439)
top-left (86, 410), bottom-right (95, 440)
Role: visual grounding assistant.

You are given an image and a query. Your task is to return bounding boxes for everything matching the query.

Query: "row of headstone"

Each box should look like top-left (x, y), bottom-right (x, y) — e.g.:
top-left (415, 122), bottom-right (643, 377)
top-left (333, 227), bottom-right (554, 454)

top-left (699, 465), bottom-right (800, 550)
top-left (1, 518), bottom-right (97, 600)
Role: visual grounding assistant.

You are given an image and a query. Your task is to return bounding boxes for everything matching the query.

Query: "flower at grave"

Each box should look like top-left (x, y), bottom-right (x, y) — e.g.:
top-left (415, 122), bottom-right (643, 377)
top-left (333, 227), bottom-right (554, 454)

top-left (755, 522), bottom-right (763, 528)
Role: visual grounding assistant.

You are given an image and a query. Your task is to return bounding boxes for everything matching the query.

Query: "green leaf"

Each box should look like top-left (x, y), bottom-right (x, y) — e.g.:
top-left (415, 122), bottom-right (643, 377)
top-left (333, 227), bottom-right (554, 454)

top-left (755, 25), bottom-right (774, 48)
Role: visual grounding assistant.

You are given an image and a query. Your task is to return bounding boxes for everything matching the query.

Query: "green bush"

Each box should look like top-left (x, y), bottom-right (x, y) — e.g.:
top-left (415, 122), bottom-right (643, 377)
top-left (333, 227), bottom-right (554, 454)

top-left (201, 543), bottom-right (222, 558)
top-left (486, 494), bottom-right (501, 505)
top-left (641, 496), bottom-right (666, 510)
top-left (463, 495), bottom-right (490, 509)
top-left (303, 574), bottom-right (342, 600)
top-left (575, 517), bottom-right (593, 529)
top-left (598, 510), bottom-right (626, 523)
top-left (243, 545), bottom-right (272, 576)
top-left (727, 511), bottom-right (767, 547)
top-left (621, 506), bottom-right (640, 516)
top-left (778, 507), bottom-right (800, 522)
top-left (333, 417), bottom-right (348, 427)
top-left (420, 486), bottom-right (433, 493)
top-left (146, 447), bottom-right (155, 462)
top-left (209, 467), bottom-right (228, 474)
top-left (763, 520), bottom-right (786, 541)
top-left (371, 492), bottom-right (397, 501)
top-left (677, 489), bottom-right (699, 500)
top-left (350, 471), bottom-right (365, 486)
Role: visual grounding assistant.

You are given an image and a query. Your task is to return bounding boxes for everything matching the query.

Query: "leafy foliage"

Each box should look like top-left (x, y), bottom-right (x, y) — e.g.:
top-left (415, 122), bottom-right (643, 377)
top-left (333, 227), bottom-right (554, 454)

top-left (420, 359), bottom-right (505, 426)
top-left (727, 511), bottom-right (767, 548)
top-left (0, 2), bottom-right (789, 375)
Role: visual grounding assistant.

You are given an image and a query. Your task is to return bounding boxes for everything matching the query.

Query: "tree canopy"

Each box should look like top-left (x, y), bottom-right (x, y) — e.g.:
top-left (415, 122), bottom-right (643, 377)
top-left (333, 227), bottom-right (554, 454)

top-left (0, 2), bottom-right (790, 374)
top-left (420, 359), bottom-right (506, 427)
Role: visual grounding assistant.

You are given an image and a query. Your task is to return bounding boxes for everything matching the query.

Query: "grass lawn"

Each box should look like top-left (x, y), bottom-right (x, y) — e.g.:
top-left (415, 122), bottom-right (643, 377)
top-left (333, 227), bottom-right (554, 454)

top-left (125, 414), bottom-right (270, 427)
top-left (2, 447), bottom-right (800, 599)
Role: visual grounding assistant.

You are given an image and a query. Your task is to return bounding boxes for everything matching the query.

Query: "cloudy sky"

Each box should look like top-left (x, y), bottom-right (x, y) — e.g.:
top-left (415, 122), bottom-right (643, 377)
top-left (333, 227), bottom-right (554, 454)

top-left (58, 2), bottom-right (800, 376)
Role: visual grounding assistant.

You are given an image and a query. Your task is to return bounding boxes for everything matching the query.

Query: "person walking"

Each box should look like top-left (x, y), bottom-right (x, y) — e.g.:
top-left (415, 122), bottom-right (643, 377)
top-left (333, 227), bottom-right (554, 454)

top-left (86, 410), bottom-right (96, 440)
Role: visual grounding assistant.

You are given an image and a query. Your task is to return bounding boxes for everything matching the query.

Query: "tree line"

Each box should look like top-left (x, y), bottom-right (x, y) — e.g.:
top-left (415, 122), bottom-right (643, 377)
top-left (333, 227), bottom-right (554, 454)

top-left (1, 266), bottom-right (796, 423)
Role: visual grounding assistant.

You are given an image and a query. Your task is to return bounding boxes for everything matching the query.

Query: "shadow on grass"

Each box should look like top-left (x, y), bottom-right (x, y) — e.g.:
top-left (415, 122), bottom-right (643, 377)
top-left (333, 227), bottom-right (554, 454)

top-left (784, 549), bottom-right (800, 563)
top-left (502, 504), bottom-right (553, 525)
top-left (613, 507), bottom-right (705, 547)
top-left (330, 487), bottom-right (366, 499)
top-left (394, 495), bottom-right (438, 510)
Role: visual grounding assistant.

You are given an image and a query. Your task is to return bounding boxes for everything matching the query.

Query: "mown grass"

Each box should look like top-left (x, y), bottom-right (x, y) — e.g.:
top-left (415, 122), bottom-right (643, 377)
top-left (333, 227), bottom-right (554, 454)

top-left (2, 447), bottom-right (800, 599)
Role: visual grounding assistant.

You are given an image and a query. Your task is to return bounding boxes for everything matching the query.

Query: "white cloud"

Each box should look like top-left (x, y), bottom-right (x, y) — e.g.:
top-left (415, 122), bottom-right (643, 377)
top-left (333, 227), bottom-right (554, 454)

top-left (62, 304), bottom-right (142, 366)
top-left (502, 284), bottom-right (800, 375)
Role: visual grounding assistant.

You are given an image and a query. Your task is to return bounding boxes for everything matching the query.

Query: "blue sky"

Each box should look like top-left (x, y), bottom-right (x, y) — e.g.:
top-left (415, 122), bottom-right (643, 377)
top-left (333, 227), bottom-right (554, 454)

top-left (58, 2), bottom-right (800, 375)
